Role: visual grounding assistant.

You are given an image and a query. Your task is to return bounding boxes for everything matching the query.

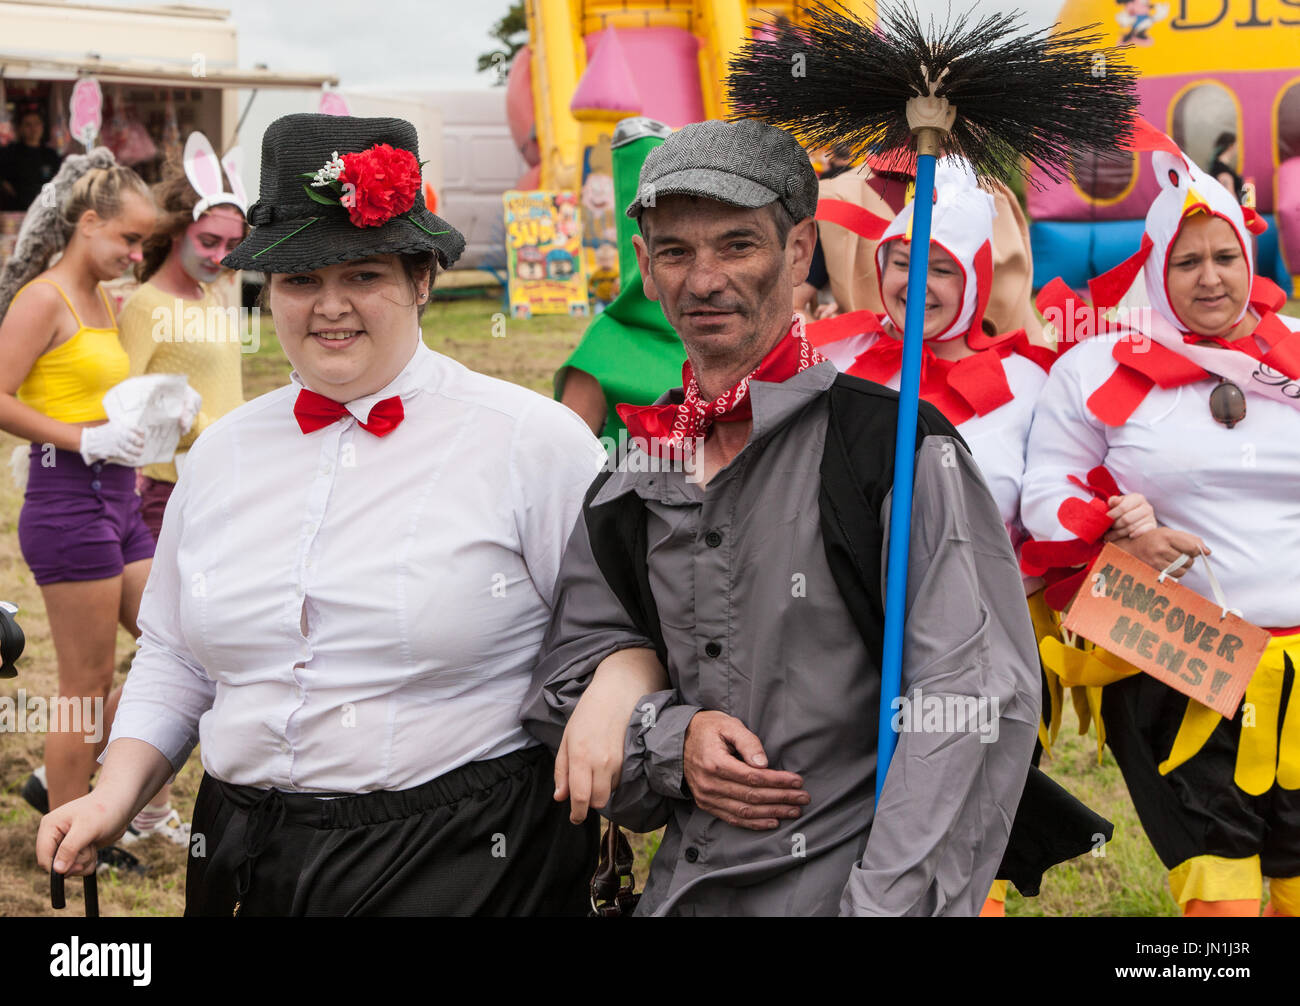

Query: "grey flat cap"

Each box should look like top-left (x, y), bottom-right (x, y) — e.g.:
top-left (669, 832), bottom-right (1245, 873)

top-left (624, 118), bottom-right (817, 222)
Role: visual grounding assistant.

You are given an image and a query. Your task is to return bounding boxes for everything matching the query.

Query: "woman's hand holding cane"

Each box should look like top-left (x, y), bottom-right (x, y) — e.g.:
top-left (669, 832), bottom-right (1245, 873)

top-left (36, 737), bottom-right (176, 875)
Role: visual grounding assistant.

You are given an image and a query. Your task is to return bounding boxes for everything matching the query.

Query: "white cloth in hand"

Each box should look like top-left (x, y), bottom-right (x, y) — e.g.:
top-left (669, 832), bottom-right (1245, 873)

top-left (178, 386), bottom-right (203, 435)
top-left (80, 421), bottom-right (147, 466)
top-left (101, 375), bottom-right (189, 466)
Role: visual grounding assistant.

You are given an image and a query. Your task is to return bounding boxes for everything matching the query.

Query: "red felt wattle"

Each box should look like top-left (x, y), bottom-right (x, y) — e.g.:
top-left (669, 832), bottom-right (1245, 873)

top-left (1086, 364), bottom-right (1155, 427)
top-left (1058, 496), bottom-right (1113, 544)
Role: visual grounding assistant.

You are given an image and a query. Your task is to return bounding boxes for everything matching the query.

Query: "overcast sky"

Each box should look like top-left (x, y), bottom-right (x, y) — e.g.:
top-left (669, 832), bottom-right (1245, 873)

top-left (93, 0), bottom-right (1068, 91)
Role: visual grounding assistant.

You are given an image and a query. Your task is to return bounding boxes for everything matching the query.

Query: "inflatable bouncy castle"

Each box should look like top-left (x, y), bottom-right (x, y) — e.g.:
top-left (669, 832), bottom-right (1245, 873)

top-left (1028, 0), bottom-right (1300, 296)
top-left (505, 1), bottom-right (876, 275)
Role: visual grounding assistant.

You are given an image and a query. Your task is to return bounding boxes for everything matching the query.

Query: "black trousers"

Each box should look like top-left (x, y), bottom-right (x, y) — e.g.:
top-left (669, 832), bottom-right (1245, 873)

top-left (185, 746), bottom-right (599, 916)
top-left (1102, 660), bottom-right (1300, 878)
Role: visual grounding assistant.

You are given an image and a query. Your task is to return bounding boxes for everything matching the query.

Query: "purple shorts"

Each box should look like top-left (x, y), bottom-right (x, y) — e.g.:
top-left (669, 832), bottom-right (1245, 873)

top-left (17, 446), bottom-right (155, 586)
top-left (137, 475), bottom-right (175, 544)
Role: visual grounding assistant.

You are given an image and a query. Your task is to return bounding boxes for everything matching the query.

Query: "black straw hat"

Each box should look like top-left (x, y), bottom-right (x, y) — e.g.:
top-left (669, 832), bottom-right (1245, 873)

top-left (223, 113), bottom-right (465, 273)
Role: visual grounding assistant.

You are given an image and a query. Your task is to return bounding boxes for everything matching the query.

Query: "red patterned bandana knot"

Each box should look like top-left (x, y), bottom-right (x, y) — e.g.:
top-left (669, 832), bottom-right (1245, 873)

top-left (616, 314), bottom-right (826, 455)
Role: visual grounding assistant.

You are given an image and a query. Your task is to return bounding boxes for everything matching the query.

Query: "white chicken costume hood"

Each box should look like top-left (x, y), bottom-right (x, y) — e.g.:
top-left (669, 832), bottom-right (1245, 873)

top-left (1086, 120), bottom-right (1267, 334)
top-left (874, 157), bottom-right (998, 342)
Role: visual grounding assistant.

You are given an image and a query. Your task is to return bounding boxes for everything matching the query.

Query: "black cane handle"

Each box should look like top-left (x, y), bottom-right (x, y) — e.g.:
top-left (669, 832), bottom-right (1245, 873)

top-left (50, 865), bottom-right (64, 910)
top-left (50, 865), bottom-right (99, 918)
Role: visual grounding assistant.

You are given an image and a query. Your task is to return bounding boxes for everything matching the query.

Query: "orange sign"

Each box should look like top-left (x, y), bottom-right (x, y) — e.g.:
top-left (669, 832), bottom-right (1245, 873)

top-left (1062, 543), bottom-right (1268, 718)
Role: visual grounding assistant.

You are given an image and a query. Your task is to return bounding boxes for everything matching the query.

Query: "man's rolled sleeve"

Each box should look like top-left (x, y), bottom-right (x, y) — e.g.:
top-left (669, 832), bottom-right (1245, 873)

top-left (632, 692), bottom-right (702, 799)
top-left (840, 436), bottom-right (1039, 916)
top-left (520, 491), bottom-right (690, 832)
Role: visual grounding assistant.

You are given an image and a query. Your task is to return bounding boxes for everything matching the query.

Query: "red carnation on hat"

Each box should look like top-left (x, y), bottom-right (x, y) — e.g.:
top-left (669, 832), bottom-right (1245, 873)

top-left (339, 143), bottom-right (421, 228)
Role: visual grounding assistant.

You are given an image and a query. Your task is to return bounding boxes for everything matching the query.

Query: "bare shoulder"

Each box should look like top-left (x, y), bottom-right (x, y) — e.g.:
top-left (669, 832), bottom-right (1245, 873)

top-left (5, 276), bottom-right (63, 318)
top-left (0, 278), bottom-right (67, 351)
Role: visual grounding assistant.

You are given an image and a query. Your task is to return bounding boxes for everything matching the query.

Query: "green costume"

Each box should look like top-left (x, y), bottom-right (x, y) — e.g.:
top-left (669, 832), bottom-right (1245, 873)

top-left (554, 118), bottom-right (685, 443)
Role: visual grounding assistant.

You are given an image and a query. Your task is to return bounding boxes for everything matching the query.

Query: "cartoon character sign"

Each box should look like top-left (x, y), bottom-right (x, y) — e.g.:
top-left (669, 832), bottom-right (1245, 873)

top-left (1115, 1), bottom-right (1169, 47)
top-left (546, 247), bottom-right (576, 279)
top-left (589, 240), bottom-right (620, 311)
top-left (581, 168), bottom-right (616, 244)
top-left (555, 192), bottom-right (580, 241)
top-left (502, 190), bottom-right (589, 318)
top-left (515, 245), bottom-right (545, 281)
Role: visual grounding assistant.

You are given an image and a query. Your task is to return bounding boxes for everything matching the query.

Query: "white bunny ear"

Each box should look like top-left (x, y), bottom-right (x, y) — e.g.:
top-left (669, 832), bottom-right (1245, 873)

top-left (184, 132), bottom-right (224, 199)
top-left (220, 146), bottom-right (248, 212)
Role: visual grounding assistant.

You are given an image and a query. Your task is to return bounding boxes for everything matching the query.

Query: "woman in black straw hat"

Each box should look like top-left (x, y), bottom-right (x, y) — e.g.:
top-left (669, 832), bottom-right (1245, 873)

top-left (35, 113), bottom-right (604, 915)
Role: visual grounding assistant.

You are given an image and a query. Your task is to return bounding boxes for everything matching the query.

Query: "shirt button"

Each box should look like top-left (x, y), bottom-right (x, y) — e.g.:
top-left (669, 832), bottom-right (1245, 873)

top-left (704, 641), bottom-right (722, 658)
top-left (279, 741), bottom-right (290, 754)
top-left (684, 846), bottom-right (700, 863)
top-left (90, 479), bottom-right (101, 490)
top-left (704, 530), bottom-right (723, 548)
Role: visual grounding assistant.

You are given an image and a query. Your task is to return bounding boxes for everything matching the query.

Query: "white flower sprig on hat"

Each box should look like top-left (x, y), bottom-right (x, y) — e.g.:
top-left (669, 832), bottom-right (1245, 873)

top-left (309, 151), bottom-right (345, 187)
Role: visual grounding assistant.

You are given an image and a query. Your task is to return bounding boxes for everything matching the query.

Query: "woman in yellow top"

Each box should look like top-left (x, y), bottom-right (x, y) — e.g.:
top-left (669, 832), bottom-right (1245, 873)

top-left (118, 132), bottom-right (248, 540)
top-left (0, 150), bottom-right (153, 806)
top-left (0, 148), bottom-right (193, 861)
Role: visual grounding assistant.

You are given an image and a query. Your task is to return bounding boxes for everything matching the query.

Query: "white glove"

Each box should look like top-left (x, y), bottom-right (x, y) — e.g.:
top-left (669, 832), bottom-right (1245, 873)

top-left (178, 386), bottom-right (203, 435)
top-left (79, 421), bottom-right (147, 467)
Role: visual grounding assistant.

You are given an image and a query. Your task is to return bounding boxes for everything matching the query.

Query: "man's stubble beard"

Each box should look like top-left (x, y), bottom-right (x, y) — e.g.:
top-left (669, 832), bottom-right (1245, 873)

top-left (671, 255), bottom-right (790, 396)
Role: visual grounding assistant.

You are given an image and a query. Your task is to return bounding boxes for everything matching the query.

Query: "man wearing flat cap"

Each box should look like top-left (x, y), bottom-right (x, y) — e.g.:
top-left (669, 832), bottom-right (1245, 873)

top-left (523, 119), bottom-right (1099, 916)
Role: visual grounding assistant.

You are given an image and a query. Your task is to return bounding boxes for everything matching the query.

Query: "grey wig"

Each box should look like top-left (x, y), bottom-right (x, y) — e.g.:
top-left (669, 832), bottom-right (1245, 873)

top-left (0, 146), bottom-right (121, 320)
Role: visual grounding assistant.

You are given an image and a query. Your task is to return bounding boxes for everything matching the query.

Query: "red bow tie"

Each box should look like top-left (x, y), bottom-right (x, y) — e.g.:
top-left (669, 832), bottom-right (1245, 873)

top-left (294, 388), bottom-right (405, 437)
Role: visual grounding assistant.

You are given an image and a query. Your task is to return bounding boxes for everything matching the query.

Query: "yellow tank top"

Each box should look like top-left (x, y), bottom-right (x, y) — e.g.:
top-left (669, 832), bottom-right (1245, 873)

top-left (14, 279), bottom-right (129, 423)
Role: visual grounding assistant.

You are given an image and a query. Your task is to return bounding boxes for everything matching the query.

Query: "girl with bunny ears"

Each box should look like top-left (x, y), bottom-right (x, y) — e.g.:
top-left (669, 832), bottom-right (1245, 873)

top-left (118, 132), bottom-right (248, 542)
top-left (0, 147), bottom-right (197, 868)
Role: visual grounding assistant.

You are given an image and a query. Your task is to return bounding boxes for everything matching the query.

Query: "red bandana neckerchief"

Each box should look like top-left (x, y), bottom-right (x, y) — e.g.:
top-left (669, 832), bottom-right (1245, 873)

top-left (616, 314), bottom-right (826, 456)
top-left (294, 388), bottom-right (405, 437)
top-left (844, 313), bottom-right (1051, 426)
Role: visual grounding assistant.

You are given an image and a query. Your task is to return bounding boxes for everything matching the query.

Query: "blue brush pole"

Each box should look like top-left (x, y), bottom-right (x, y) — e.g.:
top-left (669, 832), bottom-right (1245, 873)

top-left (875, 146), bottom-right (938, 804)
top-left (721, 0), bottom-right (1142, 812)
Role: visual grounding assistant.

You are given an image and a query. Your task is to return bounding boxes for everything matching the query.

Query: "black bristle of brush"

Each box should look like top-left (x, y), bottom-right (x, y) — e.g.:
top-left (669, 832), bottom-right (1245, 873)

top-left (725, 1), bottom-right (1139, 185)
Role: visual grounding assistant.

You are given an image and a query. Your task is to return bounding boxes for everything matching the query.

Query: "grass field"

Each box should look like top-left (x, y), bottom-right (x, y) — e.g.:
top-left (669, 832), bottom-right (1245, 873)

top-left (9, 291), bottom-right (1291, 916)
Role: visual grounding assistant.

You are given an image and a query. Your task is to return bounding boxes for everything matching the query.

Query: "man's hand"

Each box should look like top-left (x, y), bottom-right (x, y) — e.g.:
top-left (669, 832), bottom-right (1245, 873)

top-left (1108, 526), bottom-right (1209, 577)
top-left (683, 711), bottom-right (809, 830)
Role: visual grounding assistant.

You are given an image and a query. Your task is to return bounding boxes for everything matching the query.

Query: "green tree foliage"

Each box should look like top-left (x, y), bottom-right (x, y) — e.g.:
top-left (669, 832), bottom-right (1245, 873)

top-left (477, 2), bottom-right (528, 87)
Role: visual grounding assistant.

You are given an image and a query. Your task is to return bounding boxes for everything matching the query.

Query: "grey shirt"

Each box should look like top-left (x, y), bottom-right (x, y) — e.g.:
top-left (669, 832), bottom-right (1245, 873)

top-left (521, 362), bottom-right (1040, 916)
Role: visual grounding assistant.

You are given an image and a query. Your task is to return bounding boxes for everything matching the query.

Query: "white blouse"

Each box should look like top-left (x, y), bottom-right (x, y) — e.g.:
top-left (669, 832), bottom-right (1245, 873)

top-left (1021, 322), bottom-right (1300, 630)
top-left (107, 338), bottom-right (606, 792)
